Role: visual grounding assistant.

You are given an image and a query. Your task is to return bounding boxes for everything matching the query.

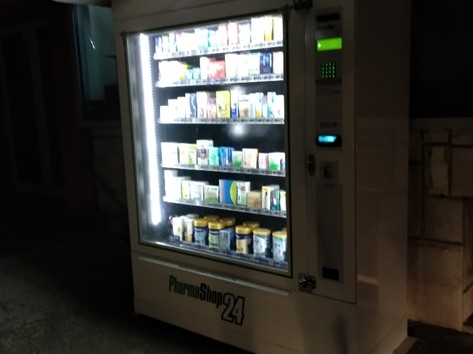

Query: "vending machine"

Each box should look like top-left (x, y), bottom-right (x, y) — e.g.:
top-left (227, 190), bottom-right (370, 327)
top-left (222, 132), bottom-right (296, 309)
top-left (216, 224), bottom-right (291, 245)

top-left (112, 0), bottom-right (411, 353)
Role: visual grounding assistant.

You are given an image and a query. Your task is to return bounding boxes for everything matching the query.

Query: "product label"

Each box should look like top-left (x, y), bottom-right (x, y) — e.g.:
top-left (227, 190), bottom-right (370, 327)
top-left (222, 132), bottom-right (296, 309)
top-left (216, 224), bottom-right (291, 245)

top-left (194, 226), bottom-right (208, 245)
top-left (208, 230), bottom-right (220, 248)
top-left (253, 233), bottom-right (269, 257)
top-left (168, 275), bottom-right (246, 326)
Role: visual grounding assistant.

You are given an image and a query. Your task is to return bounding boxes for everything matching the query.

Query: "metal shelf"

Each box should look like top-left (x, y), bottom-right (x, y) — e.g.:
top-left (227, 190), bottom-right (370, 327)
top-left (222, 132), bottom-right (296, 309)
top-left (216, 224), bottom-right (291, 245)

top-left (158, 117), bottom-right (284, 124)
top-left (153, 40), bottom-right (283, 60)
top-left (156, 73), bottom-right (284, 88)
top-left (161, 164), bottom-right (285, 177)
top-left (163, 196), bottom-right (286, 218)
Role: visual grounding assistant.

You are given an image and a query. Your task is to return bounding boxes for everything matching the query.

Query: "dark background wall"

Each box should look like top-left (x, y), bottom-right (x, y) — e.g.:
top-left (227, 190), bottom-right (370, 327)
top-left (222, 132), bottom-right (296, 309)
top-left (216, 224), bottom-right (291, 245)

top-left (410, 1), bottom-right (473, 118)
top-left (0, 0), bottom-right (97, 212)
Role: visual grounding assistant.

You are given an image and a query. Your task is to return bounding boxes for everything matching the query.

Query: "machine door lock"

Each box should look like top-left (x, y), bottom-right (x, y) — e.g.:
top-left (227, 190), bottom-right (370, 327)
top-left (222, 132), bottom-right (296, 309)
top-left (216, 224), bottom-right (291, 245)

top-left (298, 274), bottom-right (316, 292)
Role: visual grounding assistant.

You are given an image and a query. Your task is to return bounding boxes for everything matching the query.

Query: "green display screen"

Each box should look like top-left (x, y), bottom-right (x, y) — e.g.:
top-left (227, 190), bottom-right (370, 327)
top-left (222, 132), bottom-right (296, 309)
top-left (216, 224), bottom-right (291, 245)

top-left (316, 37), bottom-right (342, 52)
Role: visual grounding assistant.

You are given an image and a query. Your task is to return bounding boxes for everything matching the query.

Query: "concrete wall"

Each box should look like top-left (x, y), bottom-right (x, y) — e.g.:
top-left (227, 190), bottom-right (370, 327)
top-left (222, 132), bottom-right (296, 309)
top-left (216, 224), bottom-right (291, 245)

top-left (407, 127), bottom-right (473, 331)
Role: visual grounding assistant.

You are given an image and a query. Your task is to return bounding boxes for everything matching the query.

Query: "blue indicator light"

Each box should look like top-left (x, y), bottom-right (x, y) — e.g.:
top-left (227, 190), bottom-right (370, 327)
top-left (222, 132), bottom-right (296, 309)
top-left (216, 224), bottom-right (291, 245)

top-left (318, 135), bottom-right (337, 143)
top-left (316, 134), bottom-right (342, 147)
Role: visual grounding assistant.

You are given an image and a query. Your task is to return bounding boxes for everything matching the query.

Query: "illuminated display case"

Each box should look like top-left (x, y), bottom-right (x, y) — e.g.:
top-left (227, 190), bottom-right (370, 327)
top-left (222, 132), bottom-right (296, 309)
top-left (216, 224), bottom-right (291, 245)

top-left (124, 12), bottom-right (290, 274)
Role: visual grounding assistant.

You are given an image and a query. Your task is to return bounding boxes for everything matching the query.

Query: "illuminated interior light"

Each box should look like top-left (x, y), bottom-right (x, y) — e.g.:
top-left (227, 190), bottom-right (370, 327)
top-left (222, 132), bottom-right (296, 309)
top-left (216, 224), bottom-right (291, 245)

top-left (140, 33), bottom-right (162, 225)
top-left (230, 124), bottom-right (247, 138)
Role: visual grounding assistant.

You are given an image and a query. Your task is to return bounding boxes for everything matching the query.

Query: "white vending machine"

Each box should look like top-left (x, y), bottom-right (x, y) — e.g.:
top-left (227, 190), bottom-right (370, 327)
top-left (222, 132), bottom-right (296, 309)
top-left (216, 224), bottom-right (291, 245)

top-left (112, 0), bottom-right (411, 353)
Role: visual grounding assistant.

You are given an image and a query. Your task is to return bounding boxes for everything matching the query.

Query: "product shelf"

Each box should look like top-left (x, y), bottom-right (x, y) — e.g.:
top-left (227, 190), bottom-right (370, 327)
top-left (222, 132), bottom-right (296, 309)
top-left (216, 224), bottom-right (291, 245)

top-left (163, 196), bottom-right (287, 218)
top-left (143, 237), bottom-right (288, 271)
top-left (161, 164), bottom-right (285, 177)
top-left (158, 117), bottom-right (284, 124)
top-left (153, 40), bottom-right (283, 60)
top-left (156, 73), bottom-right (284, 88)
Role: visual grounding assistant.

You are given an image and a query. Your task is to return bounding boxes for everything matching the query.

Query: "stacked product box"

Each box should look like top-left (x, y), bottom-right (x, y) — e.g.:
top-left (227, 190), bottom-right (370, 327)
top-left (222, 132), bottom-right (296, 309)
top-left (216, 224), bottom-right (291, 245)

top-left (204, 185), bottom-right (219, 203)
top-left (189, 181), bottom-right (208, 202)
top-left (161, 142), bottom-right (179, 165)
top-left (219, 179), bottom-right (251, 205)
top-left (161, 141), bottom-right (285, 171)
top-left (246, 191), bottom-right (262, 208)
top-left (219, 146), bottom-right (233, 166)
top-left (154, 14), bottom-right (283, 57)
top-left (196, 91), bottom-right (209, 118)
top-left (178, 143), bottom-right (197, 165)
top-left (219, 179), bottom-right (237, 205)
top-left (196, 139), bottom-right (213, 165)
top-left (242, 148), bottom-right (258, 168)
top-left (262, 185), bottom-right (280, 210)
top-left (157, 50), bottom-right (283, 87)
top-left (236, 181), bottom-right (251, 205)
top-left (232, 150), bottom-right (243, 167)
top-left (164, 170), bottom-right (190, 200)
top-left (164, 172), bottom-right (286, 211)
top-left (216, 90), bottom-right (230, 118)
top-left (268, 152), bottom-right (285, 171)
top-left (160, 90), bottom-right (284, 120)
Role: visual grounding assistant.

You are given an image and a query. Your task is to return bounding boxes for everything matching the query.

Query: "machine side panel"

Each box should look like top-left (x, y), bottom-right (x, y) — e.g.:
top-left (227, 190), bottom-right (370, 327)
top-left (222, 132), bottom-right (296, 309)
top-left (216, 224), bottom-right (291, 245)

top-left (354, 0), bottom-right (410, 352)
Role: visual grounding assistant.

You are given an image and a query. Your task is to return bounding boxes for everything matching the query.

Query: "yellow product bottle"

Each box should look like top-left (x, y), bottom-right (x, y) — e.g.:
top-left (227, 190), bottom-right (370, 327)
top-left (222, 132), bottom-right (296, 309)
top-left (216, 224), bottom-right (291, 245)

top-left (220, 217), bottom-right (236, 227)
top-left (208, 221), bottom-right (224, 248)
top-left (235, 225), bottom-right (253, 254)
top-left (253, 228), bottom-right (271, 258)
top-left (243, 221), bottom-right (260, 230)
top-left (272, 230), bottom-right (287, 261)
top-left (204, 214), bottom-right (220, 221)
top-left (219, 217), bottom-right (236, 251)
top-left (193, 218), bottom-right (209, 246)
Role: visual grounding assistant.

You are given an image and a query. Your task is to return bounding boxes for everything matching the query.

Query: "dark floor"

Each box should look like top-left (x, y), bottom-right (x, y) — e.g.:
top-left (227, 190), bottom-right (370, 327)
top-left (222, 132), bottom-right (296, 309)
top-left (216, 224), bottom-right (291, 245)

top-left (1, 194), bottom-right (473, 353)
